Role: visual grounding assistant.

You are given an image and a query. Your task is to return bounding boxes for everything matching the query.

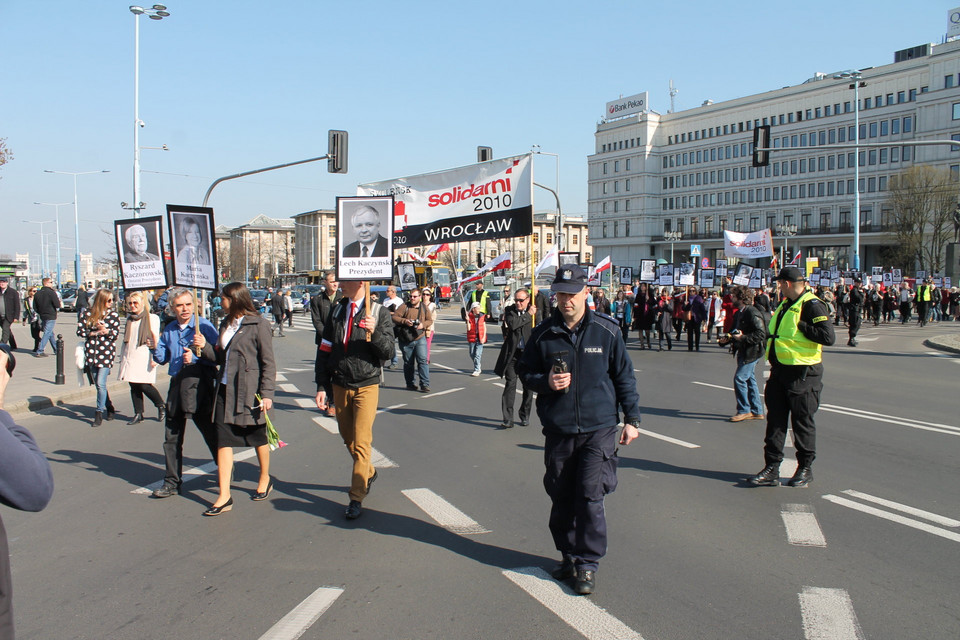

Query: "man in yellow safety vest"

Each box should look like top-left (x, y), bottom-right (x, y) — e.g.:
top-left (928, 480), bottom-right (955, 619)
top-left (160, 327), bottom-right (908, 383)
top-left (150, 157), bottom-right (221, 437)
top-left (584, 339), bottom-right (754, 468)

top-left (748, 266), bottom-right (835, 488)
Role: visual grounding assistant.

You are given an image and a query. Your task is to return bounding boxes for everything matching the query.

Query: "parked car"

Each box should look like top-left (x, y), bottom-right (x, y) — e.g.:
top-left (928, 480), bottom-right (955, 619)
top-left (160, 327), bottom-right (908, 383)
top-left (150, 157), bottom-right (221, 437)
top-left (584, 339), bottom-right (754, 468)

top-left (249, 289), bottom-right (270, 313)
top-left (59, 288), bottom-right (78, 312)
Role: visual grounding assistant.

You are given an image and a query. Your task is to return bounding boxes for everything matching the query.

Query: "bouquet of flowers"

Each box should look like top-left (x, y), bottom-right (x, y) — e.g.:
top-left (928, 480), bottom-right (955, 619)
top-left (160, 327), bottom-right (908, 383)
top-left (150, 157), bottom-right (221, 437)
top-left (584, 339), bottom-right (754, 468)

top-left (256, 394), bottom-right (287, 451)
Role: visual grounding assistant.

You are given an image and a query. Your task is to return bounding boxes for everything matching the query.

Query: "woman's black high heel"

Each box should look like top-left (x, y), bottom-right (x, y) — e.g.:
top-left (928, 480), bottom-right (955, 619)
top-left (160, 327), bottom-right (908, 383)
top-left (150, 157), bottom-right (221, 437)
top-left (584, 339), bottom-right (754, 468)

top-left (252, 479), bottom-right (274, 501)
top-left (203, 497), bottom-right (233, 516)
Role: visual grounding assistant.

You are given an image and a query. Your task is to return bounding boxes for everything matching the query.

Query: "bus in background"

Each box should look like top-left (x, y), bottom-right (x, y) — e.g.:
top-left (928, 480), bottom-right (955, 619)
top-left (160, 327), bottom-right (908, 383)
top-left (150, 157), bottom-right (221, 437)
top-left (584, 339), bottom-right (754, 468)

top-left (414, 263), bottom-right (452, 303)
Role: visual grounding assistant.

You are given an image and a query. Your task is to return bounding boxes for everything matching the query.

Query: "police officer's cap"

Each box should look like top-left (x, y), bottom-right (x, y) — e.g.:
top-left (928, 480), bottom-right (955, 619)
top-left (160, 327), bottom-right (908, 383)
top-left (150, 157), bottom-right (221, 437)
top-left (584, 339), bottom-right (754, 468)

top-left (552, 264), bottom-right (589, 293)
top-left (775, 266), bottom-right (806, 283)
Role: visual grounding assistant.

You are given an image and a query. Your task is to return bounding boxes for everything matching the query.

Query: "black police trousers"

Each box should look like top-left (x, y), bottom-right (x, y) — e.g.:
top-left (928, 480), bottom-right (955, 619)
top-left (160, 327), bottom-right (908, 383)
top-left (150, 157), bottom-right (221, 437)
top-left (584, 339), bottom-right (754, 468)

top-left (848, 307), bottom-right (862, 342)
top-left (763, 369), bottom-right (822, 468)
top-left (543, 426), bottom-right (619, 571)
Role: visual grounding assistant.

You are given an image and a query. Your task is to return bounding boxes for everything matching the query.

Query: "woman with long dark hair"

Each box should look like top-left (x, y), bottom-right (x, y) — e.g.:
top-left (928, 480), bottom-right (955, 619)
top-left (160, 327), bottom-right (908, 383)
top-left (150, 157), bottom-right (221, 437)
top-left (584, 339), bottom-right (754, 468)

top-left (77, 289), bottom-right (120, 426)
top-left (203, 282), bottom-right (276, 516)
top-left (117, 291), bottom-right (165, 424)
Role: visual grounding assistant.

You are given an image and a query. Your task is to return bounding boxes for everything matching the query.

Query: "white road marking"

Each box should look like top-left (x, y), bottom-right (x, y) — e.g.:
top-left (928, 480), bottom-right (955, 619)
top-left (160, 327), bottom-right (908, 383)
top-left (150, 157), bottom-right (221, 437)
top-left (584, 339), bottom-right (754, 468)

top-left (693, 381), bottom-right (960, 437)
top-left (635, 428), bottom-right (699, 449)
top-left (430, 362), bottom-right (459, 372)
top-left (312, 415), bottom-right (337, 435)
top-left (293, 398), bottom-right (316, 408)
top-left (257, 586), bottom-right (344, 640)
top-left (781, 504), bottom-right (827, 547)
top-left (926, 351), bottom-right (959, 360)
top-left (503, 566), bottom-right (644, 640)
top-left (275, 372), bottom-right (288, 382)
top-left (839, 489), bottom-right (960, 527)
top-left (798, 586), bottom-right (865, 640)
top-left (484, 376), bottom-right (499, 381)
top-left (278, 383), bottom-right (300, 393)
top-left (371, 448), bottom-right (398, 468)
top-left (822, 494), bottom-right (960, 543)
top-left (376, 403), bottom-right (407, 415)
top-left (422, 387), bottom-right (464, 398)
top-left (132, 447), bottom-right (260, 494)
top-left (401, 488), bottom-right (490, 535)
top-left (311, 418), bottom-right (397, 467)
top-left (283, 367), bottom-right (313, 372)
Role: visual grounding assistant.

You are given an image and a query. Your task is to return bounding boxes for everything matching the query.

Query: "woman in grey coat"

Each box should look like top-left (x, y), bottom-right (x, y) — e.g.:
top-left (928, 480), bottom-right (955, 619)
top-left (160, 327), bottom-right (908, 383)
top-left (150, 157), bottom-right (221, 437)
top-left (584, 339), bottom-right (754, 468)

top-left (203, 282), bottom-right (276, 516)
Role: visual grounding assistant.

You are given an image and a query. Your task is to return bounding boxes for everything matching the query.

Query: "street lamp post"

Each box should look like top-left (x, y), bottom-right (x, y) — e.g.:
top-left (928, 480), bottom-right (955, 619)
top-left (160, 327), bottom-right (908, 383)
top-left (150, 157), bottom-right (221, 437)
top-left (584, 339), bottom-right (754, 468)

top-left (44, 169), bottom-right (110, 286)
top-left (24, 222), bottom-right (52, 279)
top-left (775, 223), bottom-right (798, 269)
top-left (130, 4), bottom-right (171, 218)
top-left (34, 202), bottom-right (70, 286)
top-left (834, 70), bottom-right (865, 270)
top-left (532, 146), bottom-right (562, 250)
top-left (664, 230), bottom-right (682, 263)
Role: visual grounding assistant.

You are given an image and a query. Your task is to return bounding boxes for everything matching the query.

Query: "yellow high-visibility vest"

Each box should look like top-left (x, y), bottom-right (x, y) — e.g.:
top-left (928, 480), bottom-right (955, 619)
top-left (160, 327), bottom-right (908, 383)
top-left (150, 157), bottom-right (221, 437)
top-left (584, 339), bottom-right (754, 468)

top-left (766, 290), bottom-right (822, 366)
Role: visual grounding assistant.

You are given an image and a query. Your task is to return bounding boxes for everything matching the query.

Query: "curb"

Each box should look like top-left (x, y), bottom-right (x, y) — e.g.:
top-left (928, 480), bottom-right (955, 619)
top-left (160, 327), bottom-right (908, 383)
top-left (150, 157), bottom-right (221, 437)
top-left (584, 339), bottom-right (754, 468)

top-left (4, 380), bottom-right (136, 419)
top-left (923, 336), bottom-right (960, 356)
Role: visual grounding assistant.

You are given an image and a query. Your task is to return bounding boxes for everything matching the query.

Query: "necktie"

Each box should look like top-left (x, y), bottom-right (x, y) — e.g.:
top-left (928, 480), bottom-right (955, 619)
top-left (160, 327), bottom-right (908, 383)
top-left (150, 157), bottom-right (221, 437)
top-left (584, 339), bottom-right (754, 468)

top-left (362, 246), bottom-right (368, 257)
top-left (344, 302), bottom-right (356, 346)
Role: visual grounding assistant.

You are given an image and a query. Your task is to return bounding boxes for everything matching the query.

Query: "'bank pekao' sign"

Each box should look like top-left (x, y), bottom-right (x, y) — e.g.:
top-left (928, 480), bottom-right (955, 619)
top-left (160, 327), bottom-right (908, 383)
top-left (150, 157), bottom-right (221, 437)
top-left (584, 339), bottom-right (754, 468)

top-left (605, 92), bottom-right (649, 119)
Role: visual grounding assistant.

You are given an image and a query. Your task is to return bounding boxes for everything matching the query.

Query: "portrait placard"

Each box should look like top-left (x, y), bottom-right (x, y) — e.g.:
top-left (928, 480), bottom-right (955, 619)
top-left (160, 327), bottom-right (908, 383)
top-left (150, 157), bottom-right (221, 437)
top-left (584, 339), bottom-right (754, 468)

top-left (639, 259), bottom-right (656, 283)
top-left (336, 196), bottom-right (395, 281)
top-left (892, 268), bottom-right (902, 284)
top-left (558, 251), bottom-right (580, 265)
top-left (748, 267), bottom-right (763, 289)
top-left (167, 205), bottom-right (218, 290)
top-left (732, 263), bottom-right (752, 286)
top-left (397, 261), bottom-right (417, 291)
top-left (619, 266), bottom-right (633, 286)
top-left (699, 269), bottom-right (715, 289)
top-left (678, 263), bottom-right (695, 286)
top-left (492, 268), bottom-right (508, 286)
top-left (715, 259), bottom-right (728, 278)
top-left (658, 264), bottom-right (674, 287)
top-left (116, 216), bottom-right (167, 291)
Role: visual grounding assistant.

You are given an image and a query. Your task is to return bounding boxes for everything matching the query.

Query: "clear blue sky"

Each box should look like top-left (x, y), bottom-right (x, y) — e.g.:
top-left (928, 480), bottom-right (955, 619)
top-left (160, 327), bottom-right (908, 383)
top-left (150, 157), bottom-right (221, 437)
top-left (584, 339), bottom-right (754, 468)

top-left (0, 0), bottom-right (949, 271)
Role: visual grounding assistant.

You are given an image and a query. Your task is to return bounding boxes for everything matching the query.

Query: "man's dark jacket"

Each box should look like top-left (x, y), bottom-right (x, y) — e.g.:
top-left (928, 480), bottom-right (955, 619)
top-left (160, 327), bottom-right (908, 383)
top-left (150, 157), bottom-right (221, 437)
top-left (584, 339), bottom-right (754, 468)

top-left (33, 286), bottom-right (60, 322)
top-left (0, 288), bottom-right (20, 324)
top-left (495, 304), bottom-right (534, 377)
top-left (732, 303), bottom-right (766, 363)
top-left (309, 290), bottom-right (342, 345)
top-left (315, 297), bottom-right (395, 390)
top-left (518, 307), bottom-right (640, 435)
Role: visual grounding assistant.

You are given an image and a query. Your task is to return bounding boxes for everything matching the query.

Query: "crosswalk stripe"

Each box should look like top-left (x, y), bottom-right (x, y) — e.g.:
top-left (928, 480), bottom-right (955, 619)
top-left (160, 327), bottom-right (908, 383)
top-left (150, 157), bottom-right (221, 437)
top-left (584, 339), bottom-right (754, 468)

top-left (132, 446), bottom-right (261, 494)
top-left (635, 427), bottom-right (700, 449)
top-left (257, 586), bottom-right (343, 640)
top-left (822, 494), bottom-right (960, 543)
top-left (839, 489), bottom-right (960, 527)
top-left (503, 567), bottom-right (644, 640)
top-left (781, 504), bottom-right (827, 547)
top-left (798, 586), bottom-right (865, 640)
top-left (402, 488), bottom-right (490, 535)
top-left (278, 383), bottom-right (300, 393)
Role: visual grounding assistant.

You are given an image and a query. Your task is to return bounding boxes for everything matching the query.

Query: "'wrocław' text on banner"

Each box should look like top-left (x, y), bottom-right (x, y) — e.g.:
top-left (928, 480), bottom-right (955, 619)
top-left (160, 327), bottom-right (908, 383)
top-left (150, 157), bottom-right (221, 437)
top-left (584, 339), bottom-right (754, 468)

top-left (357, 155), bottom-right (533, 248)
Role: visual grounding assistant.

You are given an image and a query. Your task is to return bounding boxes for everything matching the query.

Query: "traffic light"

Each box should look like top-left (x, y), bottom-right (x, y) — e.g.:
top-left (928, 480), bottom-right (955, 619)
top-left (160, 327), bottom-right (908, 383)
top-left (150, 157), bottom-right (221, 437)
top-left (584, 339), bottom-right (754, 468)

top-left (752, 125), bottom-right (770, 168)
top-left (477, 146), bottom-right (493, 162)
top-left (328, 130), bottom-right (348, 174)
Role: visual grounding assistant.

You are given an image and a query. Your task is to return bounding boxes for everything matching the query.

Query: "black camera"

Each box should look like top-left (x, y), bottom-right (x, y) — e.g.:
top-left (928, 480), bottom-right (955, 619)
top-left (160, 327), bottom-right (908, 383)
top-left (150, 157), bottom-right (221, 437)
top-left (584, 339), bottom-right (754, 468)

top-left (412, 318), bottom-right (420, 327)
top-left (717, 329), bottom-right (740, 346)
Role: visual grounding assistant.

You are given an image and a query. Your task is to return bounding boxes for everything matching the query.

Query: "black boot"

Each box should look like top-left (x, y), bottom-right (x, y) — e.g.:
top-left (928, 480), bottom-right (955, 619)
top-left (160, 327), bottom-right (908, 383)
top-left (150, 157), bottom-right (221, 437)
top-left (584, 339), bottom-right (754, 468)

top-left (126, 413), bottom-right (144, 425)
top-left (92, 411), bottom-right (103, 427)
top-left (788, 466), bottom-right (813, 488)
top-left (157, 404), bottom-right (166, 422)
top-left (747, 464), bottom-right (780, 486)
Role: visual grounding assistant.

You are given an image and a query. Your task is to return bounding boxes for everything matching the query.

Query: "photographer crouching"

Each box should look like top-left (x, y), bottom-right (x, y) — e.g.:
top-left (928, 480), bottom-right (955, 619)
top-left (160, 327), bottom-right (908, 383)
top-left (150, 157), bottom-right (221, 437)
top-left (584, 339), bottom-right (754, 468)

top-left (719, 286), bottom-right (766, 422)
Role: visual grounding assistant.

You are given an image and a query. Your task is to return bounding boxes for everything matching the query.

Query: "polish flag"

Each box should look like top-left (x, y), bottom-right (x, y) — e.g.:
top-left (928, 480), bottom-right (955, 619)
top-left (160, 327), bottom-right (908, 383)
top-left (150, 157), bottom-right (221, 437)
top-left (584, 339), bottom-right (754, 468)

top-left (770, 254), bottom-right (779, 270)
top-left (402, 249), bottom-right (426, 262)
top-left (452, 252), bottom-right (512, 289)
top-left (595, 256), bottom-right (612, 273)
top-left (788, 249), bottom-right (801, 266)
top-left (534, 245), bottom-right (559, 276)
top-left (425, 243), bottom-right (451, 259)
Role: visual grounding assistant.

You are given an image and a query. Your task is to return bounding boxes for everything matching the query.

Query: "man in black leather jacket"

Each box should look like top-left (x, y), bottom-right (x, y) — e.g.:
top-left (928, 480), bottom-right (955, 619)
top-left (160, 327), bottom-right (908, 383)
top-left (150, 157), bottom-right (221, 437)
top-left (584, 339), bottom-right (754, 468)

top-left (725, 286), bottom-right (766, 422)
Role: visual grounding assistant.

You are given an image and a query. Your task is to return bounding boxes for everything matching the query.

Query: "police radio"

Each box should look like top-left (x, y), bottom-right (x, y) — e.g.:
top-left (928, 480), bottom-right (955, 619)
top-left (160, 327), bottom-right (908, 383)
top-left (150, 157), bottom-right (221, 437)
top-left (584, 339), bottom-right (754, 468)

top-left (552, 350), bottom-right (569, 394)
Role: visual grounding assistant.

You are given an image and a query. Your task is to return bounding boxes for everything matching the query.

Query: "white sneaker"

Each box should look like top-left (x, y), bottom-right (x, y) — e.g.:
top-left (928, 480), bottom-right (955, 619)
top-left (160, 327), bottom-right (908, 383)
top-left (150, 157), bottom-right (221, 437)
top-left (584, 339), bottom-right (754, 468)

top-left (470, 370), bottom-right (480, 377)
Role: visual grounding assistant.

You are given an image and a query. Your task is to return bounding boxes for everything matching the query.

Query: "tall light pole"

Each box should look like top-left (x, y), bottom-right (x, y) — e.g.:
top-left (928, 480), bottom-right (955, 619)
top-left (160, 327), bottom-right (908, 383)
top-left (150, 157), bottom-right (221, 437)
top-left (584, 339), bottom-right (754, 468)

top-left (834, 70), bottom-right (865, 270)
top-left (531, 146), bottom-right (562, 249)
top-left (34, 202), bottom-right (70, 286)
top-left (130, 4), bottom-right (171, 218)
top-left (24, 222), bottom-right (52, 279)
top-left (44, 169), bottom-right (110, 286)
top-left (775, 223), bottom-right (798, 269)
top-left (664, 230), bottom-right (682, 263)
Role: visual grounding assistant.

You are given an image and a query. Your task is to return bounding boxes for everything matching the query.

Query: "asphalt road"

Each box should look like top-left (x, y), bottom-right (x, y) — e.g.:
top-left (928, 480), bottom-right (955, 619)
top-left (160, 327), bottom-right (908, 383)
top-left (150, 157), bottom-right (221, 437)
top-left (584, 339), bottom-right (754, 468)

top-left (5, 310), bottom-right (959, 639)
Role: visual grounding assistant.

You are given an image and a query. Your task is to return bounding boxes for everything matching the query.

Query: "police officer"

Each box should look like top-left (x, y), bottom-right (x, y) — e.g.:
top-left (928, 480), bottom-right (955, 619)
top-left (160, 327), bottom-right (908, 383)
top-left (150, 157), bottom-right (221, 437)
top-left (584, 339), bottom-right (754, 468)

top-left (915, 279), bottom-right (932, 327)
top-left (749, 267), bottom-right (835, 488)
top-left (518, 264), bottom-right (641, 595)
top-left (846, 277), bottom-right (865, 347)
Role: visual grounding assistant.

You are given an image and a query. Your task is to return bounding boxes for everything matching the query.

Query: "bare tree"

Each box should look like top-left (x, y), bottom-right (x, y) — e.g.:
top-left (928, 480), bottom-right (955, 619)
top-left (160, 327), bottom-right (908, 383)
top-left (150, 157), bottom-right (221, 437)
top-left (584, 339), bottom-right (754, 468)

top-left (885, 166), bottom-right (956, 273)
top-left (0, 138), bottom-right (12, 177)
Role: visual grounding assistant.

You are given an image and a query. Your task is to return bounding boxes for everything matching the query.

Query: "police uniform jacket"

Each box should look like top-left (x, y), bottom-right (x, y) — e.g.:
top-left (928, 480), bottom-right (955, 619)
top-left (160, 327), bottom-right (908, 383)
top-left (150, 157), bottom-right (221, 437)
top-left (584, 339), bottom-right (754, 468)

top-left (518, 308), bottom-right (641, 435)
top-left (766, 290), bottom-right (835, 380)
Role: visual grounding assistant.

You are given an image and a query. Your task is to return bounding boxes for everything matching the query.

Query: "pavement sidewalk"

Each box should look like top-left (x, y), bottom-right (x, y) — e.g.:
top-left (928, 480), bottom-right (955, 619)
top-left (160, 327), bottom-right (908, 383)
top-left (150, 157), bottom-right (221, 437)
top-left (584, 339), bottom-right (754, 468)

top-left (2, 320), bottom-right (168, 419)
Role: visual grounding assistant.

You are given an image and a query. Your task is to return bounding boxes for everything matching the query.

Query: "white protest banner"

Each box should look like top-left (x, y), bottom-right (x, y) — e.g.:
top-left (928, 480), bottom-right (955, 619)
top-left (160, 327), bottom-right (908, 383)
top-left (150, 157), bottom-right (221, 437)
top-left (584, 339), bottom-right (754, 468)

top-left (358, 155), bottom-right (533, 247)
top-left (723, 229), bottom-right (774, 259)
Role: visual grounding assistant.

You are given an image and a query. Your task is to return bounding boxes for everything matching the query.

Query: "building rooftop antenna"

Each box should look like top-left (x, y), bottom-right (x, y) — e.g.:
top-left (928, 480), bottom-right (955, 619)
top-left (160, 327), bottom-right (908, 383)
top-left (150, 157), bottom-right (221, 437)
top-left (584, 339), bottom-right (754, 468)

top-left (669, 79), bottom-right (678, 113)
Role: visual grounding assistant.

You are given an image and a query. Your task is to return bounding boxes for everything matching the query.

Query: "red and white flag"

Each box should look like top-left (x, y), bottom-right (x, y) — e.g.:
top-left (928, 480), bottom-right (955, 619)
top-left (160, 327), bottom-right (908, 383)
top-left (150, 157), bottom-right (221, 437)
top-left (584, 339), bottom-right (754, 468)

top-left (425, 243), bottom-right (450, 259)
top-left (453, 251), bottom-right (512, 289)
top-left (770, 254), bottom-right (779, 270)
top-left (595, 256), bottom-right (612, 273)
top-left (401, 249), bottom-right (426, 262)
top-left (788, 249), bottom-right (801, 266)
top-left (534, 245), bottom-right (559, 276)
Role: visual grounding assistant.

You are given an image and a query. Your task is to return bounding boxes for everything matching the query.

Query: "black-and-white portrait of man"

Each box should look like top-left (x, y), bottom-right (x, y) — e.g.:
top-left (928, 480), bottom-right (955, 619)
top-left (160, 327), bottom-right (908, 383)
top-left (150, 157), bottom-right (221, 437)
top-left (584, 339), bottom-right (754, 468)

top-left (115, 216), bottom-right (168, 291)
top-left (336, 196), bottom-right (395, 281)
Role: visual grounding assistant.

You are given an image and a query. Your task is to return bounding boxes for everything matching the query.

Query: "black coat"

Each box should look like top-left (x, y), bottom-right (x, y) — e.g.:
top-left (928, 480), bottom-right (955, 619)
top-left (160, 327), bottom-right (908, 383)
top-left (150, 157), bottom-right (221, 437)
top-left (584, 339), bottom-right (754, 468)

top-left (215, 314), bottom-right (276, 426)
top-left (0, 288), bottom-right (20, 324)
top-left (33, 287), bottom-right (60, 322)
top-left (495, 305), bottom-right (534, 377)
top-left (309, 290), bottom-right (342, 345)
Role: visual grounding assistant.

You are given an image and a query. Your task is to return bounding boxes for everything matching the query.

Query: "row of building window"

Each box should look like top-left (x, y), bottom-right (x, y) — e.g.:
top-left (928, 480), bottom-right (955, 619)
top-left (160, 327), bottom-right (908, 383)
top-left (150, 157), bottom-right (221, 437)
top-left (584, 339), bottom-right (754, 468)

top-left (659, 174), bottom-right (896, 212)
top-left (659, 146), bottom-right (915, 191)
top-left (600, 220), bottom-right (631, 238)
top-left (660, 118), bottom-right (914, 169)
top-left (601, 158), bottom-right (631, 174)
top-left (662, 204), bottom-right (891, 237)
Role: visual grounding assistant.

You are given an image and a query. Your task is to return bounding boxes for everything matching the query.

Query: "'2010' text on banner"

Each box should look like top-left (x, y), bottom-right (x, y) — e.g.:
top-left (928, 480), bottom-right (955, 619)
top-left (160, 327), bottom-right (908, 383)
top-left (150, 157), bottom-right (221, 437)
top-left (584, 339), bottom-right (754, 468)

top-left (358, 155), bottom-right (533, 248)
top-left (723, 228), bottom-right (774, 258)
